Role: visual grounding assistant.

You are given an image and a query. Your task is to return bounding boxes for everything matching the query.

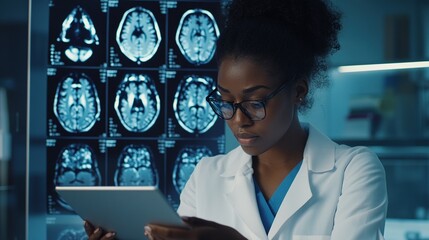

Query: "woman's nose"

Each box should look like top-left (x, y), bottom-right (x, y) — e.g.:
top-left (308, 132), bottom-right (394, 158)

top-left (231, 107), bottom-right (253, 126)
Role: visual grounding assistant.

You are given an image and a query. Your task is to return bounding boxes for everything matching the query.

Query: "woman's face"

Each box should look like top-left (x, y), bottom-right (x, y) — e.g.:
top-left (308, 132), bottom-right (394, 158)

top-left (217, 56), bottom-right (299, 156)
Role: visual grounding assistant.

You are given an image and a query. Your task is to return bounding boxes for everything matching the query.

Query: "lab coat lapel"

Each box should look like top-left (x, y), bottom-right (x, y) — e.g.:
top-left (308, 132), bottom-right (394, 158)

top-left (225, 161), bottom-right (267, 240)
top-left (268, 162), bottom-right (312, 239)
top-left (268, 124), bottom-right (336, 239)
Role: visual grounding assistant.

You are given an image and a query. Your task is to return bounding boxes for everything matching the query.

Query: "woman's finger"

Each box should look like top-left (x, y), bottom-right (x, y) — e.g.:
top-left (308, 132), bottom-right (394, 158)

top-left (181, 217), bottom-right (219, 228)
top-left (83, 221), bottom-right (116, 240)
top-left (88, 227), bottom-right (103, 240)
top-left (100, 231), bottom-right (116, 240)
top-left (83, 220), bottom-right (95, 237)
top-left (146, 224), bottom-right (192, 240)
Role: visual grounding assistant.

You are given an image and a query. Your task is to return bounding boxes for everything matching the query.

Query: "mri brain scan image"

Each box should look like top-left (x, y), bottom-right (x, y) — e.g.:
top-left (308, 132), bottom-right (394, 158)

top-left (116, 7), bottom-right (161, 64)
top-left (114, 144), bottom-right (159, 186)
top-left (176, 9), bottom-right (219, 65)
top-left (114, 73), bottom-right (160, 132)
top-left (53, 144), bottom-right (101, 210)
top-left (53, 73), bottom-right (101, 133)
top-left (172, 146), bottom-right (212, 194)
top-left (57, 5), bottom-right (100, 62)
top-left (56, 229), bottom-right (86, 240)
top-left (173, 75), bottom-right (217, 134)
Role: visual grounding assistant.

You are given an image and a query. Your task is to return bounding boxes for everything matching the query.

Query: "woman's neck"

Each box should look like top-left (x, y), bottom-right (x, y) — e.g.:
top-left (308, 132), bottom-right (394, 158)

top-left (255, 121), bottom-right (308, 170)
top-left (252, 121), bottom-right (308, 199)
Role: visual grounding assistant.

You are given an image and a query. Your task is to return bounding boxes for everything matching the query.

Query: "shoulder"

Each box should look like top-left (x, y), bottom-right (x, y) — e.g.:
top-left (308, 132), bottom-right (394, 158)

top-left (336, 144), bottom-right (379, 161)
top-left (305, 123), bottom-right (383, 174)
top-left (338, 142), bottom-right (377, 153)
top-left (335, 145), bottom-right (385, 177)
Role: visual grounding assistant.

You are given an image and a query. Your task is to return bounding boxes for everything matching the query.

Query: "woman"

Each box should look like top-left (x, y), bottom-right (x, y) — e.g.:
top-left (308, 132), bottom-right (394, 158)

top-left (85, 0), bottom-right (388, 239)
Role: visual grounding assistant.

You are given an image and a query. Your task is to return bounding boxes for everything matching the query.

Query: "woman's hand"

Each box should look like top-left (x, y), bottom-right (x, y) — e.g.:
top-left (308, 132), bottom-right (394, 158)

top-left (144, 217), bottom-right (247, 240)
top-left (83, 220), bottom-right (116, 240)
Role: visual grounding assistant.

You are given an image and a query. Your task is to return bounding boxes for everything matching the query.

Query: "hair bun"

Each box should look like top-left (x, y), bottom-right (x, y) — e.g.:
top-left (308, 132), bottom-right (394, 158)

top-left (224, 0), bottom-right (341, 57)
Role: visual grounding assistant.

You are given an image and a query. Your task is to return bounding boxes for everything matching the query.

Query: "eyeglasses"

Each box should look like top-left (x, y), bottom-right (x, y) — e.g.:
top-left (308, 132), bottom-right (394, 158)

top-left (206, 81), bottom-right (288, 121)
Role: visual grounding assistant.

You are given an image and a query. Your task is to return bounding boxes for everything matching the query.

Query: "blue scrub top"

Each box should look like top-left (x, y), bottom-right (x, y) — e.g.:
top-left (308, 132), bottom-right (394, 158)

top-left (253, 161), bottom-right (303, 233)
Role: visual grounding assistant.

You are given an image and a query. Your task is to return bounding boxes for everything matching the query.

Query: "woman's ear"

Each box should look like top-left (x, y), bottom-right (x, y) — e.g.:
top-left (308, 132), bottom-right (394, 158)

top-left (294, 79), bottom-right (309, 103)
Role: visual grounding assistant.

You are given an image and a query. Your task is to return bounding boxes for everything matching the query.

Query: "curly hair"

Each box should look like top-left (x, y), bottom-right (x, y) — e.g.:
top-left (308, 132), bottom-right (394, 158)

top-left (216, 0), bottom-right (342, 112)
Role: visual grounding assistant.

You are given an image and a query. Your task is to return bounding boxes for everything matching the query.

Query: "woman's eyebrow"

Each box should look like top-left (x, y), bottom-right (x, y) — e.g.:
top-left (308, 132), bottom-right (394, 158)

top-left (217, 84), bottom-right (230, 93)
top-left (217, 84), bottom-right (271, 94)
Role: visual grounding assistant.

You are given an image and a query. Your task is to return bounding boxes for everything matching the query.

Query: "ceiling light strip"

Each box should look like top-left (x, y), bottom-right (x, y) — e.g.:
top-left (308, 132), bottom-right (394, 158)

top-left (337, 61), bottom-right (429, 73)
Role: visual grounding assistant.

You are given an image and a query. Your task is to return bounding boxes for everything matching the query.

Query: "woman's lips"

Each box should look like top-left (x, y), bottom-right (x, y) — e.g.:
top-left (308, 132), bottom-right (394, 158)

top-left (236, 133), bottom-right (258, 146)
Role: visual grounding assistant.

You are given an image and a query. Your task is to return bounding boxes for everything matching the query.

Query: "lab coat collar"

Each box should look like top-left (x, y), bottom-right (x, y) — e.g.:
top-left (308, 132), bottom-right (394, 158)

top-left (303, 123), bottom-right (336, 173)
top-left (269, 123), bottom-right (337, 238)
top-left (219, 145), bottom-right (265, 238)
top-left (268, 160), bottom-right (312, 239)
top-left (224, 157), bottom-right (267, 240)
top-left (219, 146), bottom-right (253, 178)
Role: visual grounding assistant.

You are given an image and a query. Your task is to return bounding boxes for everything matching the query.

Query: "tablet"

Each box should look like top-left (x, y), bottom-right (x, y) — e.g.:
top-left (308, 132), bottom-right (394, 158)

top-left (55, 186), bottom-right (187, 240)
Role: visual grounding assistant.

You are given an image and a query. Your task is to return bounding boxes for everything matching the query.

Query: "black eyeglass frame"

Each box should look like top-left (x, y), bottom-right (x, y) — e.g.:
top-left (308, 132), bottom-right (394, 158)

top-left (206, 81), bottom-right (289, 121)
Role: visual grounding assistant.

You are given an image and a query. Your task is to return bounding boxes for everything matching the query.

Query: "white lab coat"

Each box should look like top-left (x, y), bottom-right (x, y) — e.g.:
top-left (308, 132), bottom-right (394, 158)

top-left (177, 124), bottom-right (388, 240)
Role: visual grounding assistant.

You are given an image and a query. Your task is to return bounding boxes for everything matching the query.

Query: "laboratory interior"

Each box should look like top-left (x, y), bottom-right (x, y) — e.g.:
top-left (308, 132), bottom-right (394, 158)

top-left (0, 0), bottom-right (428, 239)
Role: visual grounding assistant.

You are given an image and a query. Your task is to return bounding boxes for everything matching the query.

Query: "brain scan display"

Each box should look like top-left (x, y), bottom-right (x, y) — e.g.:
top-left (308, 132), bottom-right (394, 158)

top-left (43, 1), bottom-right (227, 239)
top-left (114, 144), bottom-right (159, 186)
top-left (176, 9), bottom-right (219, 65)
top-left (57, 5), bottom-right (100, 62)
top-left (116, 7), bottom-right (161, 64)
top-left (53, 144), bottom-right (101, 210)
top-left (56, 229), bottom-right (86, 240)
top-left (114, 73), bottom-right (160, 132)
top-left (173, 75), bottom-right (217, 134)
top-left (53, 73), bottom-right (101, 133)
top-left (172, 146), bottom-right (212, 194)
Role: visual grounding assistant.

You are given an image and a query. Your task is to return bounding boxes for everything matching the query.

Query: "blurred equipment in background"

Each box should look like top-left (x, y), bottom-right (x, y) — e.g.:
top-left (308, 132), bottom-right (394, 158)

top-left (0, 86), bottom-right (11, 240)
top-left (0, 87), bottom-right (11, 186)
